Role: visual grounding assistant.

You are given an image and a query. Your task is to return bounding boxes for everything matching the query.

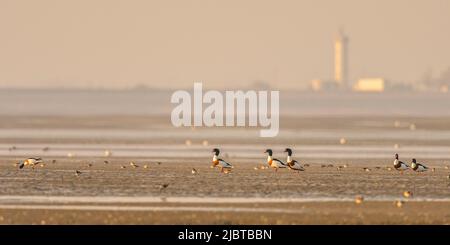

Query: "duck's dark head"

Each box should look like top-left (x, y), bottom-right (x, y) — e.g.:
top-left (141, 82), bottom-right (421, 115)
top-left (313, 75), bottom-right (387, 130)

top-left (284, 148), bottom-right (293, 156)
top-left (212, 148), bottom-right (220, 156)
top-left (395, 153), bottom-right (399, 159)
top-left (264, 149), bottom-right (273, 156)
top-left (412, 158), bottom-right (417, 163)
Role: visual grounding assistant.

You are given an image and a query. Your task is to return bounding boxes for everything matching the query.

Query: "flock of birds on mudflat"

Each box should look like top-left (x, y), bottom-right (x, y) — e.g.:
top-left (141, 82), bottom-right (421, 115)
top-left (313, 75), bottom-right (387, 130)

top-left (210, 148), bottom-right (304, 173)
top-left (210, 148), bottom-right (435, 175)
top-left (9, 146), bottom-right (450, 207)
top-left (209, 148), bottom-right (448, 208)
top-left (13, 147), bottom-right (444, 178)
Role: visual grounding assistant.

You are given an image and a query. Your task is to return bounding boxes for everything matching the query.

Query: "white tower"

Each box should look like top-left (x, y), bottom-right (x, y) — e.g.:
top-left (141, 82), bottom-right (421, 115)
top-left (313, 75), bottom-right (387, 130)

top-left (334, 30), bottom-right (349, 88)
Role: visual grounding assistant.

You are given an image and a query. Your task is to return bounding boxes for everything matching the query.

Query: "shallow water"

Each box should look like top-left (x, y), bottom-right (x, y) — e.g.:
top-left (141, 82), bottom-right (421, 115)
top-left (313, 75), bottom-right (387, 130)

top-left (1, 90), bottom-right (450, 116)
top-left (1, 195), bottom-right (450, 204)
top-left (3, 142), bottom-right (450, 159)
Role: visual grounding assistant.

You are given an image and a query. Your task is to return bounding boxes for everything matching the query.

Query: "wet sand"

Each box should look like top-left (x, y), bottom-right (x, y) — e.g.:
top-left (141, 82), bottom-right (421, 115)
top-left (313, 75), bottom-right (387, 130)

top-left (1, 116), bottom-right (450, 224)
top-left (2, 200), bottom-right (450, 225)
top-left (1, 156), bottom-right (450, 224)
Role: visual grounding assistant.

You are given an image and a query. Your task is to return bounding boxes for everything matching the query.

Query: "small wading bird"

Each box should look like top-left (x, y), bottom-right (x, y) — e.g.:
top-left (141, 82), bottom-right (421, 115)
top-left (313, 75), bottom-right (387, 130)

top-left (411, 159), bottom-right (428, 173)
top-left (284, 148), bottom-right (304, 172)
top-left (19, 158), bottom-right (43, 169)
top-left (403, 191), bottom-right (413, 198)
top-left (264, 149), bottom-right (286, 172)
top-left (211, 148), bottom-right (233, 173)
top-left (191, 168), bottom-right (198, 174)
top-left (393, 154), bottom-right (409, 172)
top-left (355, 196), bottom-right (364, 205)
top-left (159, 183), bottom-right (169, 192)
top-left (395, 200), bottom-right (404, 208)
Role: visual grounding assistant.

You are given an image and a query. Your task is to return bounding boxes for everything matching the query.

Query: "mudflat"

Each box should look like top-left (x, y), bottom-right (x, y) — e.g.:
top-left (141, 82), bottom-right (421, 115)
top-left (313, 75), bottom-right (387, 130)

top-left (1, 116), bottom-right (450, 224)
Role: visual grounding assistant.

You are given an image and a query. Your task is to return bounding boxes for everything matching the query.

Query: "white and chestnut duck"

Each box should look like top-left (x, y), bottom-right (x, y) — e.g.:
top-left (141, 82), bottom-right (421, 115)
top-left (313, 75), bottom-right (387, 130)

top-left (19, 157), bottom-right (43, 169)
top-left (393, 154), bottom-right (409, 172)
top-left (284, 148), bottom-right (305, 172)
top-left (264, 149), bottom-right (286, 171)
top-left (411, 158), bottom-right (428, 172)
top-left (211, 148), bottom-right (233, 173)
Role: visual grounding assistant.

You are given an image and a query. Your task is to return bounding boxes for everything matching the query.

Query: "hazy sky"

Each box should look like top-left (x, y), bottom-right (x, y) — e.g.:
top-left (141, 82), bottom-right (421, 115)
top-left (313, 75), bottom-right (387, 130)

top-left (0, 0), bottom-right (449, 89)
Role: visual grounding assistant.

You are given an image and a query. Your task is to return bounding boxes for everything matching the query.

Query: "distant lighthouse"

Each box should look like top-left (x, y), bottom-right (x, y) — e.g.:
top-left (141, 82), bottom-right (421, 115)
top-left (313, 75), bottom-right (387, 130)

top-left (334, 30), bottom-right (349, 89)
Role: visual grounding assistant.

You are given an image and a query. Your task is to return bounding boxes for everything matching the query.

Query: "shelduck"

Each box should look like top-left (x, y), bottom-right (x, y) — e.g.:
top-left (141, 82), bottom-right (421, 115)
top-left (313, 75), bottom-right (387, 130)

top-left (411, 159), bottom-right (428, 172)
top-left (264, 149), bottom-right (286, 171)
top-left (284, 148), bottom-right (305, 172)
top-left (19, 158), bottom-right (43, 169)
top-left (211, 148), bottom-right (233, 173)
top-left (393, 154), bottom-right (409, 171)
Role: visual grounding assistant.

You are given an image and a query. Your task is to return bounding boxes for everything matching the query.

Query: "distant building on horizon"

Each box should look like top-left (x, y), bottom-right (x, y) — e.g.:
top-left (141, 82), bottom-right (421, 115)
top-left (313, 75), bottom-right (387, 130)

top-left (353, 78), bottom-right (385, 92)
top-left (405, 67), bottom-right (450, 92)
top-left (310, 30), bottom-right (350, 92)
top-left (310, 30), bottom-right (392, 93)
top-left (310, 79), bottom-right (340, 92)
